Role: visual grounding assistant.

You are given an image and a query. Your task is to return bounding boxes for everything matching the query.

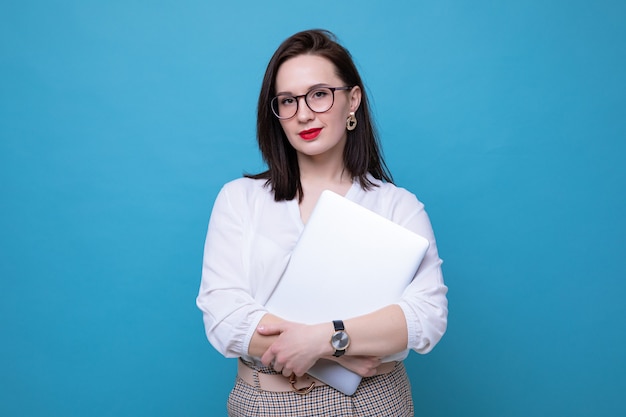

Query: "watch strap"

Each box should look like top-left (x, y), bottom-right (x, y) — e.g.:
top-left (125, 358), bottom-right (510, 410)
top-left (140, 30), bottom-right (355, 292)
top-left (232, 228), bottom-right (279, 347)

top-left (333, 320), bottom-right (345, 332)
top-left (331, 320), bottom-right (348, 357)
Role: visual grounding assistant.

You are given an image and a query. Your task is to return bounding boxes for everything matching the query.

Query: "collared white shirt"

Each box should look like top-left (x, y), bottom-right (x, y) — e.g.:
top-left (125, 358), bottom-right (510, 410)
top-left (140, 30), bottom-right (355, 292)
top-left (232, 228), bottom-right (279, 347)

top-left (197, 176), bottom-right (448, 361)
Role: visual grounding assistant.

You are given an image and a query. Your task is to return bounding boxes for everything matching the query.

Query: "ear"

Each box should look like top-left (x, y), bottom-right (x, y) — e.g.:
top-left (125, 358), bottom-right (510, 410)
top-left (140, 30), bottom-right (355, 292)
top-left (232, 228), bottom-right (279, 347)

top-left (349, 86), bottom-right (362, 113)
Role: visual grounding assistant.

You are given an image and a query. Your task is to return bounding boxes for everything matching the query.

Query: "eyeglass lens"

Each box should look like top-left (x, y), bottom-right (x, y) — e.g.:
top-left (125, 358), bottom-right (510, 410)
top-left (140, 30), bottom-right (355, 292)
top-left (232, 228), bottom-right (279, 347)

top-left (272, 87), bottom-right (335, 119)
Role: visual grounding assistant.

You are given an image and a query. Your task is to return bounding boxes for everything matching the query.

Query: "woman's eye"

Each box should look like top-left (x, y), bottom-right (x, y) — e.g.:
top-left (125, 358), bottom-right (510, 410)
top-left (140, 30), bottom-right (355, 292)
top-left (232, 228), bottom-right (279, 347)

top-left (281, 97), bottom-right (295, 106)
top-left (310, 90), bottom-right (328, 99)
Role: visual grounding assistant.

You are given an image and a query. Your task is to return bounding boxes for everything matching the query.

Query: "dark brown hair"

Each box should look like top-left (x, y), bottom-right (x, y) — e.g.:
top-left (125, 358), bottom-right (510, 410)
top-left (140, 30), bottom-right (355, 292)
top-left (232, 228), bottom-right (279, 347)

top-left (246, 29), bottom-right (393, 201)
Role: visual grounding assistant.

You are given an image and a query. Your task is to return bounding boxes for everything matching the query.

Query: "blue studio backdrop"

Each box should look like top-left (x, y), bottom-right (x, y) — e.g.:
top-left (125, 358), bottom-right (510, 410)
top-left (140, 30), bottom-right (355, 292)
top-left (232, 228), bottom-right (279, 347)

top-left (1, 1), bottom-right (625, 416)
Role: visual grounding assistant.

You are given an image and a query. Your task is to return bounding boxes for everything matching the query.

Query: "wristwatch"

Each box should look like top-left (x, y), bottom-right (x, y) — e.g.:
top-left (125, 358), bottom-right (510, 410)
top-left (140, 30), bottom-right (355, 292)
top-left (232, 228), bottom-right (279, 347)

top-left (330, 320), bottom-right (350, 357)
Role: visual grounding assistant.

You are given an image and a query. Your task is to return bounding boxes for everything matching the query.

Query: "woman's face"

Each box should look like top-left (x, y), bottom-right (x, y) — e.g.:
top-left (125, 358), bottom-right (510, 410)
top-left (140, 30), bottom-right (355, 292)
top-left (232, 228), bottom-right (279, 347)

top-left (274, 54), bottom-right (361, 161)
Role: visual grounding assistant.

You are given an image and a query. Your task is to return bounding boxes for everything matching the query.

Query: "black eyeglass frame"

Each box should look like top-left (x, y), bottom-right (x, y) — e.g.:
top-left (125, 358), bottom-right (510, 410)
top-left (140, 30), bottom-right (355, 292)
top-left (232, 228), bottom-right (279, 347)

top-left (270, 86), bottom-right (354, 120)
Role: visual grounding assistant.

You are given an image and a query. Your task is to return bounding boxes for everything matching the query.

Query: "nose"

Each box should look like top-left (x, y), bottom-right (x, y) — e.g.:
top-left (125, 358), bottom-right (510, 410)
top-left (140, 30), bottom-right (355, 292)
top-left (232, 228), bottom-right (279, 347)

top-left (295, 96), bottom-right (314, 122)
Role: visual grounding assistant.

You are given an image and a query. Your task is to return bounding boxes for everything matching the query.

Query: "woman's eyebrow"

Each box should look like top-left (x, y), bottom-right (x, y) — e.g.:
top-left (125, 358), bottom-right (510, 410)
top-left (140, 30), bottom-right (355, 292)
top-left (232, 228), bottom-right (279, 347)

top-left (275, 83), bottom-right (330, 96)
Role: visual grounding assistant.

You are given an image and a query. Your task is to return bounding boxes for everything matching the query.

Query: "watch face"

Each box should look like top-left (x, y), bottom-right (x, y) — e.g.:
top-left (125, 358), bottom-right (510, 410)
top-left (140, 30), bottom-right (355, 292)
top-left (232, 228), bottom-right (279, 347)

top-left (331, 331), bottom-right (350, 350)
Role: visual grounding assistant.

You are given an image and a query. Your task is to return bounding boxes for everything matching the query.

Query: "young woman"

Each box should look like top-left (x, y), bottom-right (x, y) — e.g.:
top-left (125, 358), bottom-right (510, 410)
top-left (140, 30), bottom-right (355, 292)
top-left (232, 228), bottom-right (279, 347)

top-left (197, 29), bottom-right (448, 416)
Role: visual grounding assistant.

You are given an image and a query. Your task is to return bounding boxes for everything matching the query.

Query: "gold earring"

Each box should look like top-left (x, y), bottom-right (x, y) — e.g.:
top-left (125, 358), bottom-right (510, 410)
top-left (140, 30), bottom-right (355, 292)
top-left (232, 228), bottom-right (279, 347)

top-left (346, 112), bottom-right (357, 131)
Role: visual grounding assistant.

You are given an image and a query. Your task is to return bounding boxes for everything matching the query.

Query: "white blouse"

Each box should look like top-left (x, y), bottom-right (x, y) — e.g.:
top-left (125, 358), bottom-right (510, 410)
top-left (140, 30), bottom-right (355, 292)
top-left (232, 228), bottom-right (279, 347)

top-left (196, 176), bottom-right (448, 362)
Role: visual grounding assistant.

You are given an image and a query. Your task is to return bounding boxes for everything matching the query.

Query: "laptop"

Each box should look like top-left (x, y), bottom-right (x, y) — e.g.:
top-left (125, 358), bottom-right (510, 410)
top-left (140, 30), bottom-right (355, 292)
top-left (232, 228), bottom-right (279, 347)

top-left (264, 190), bottom-right (430, 395)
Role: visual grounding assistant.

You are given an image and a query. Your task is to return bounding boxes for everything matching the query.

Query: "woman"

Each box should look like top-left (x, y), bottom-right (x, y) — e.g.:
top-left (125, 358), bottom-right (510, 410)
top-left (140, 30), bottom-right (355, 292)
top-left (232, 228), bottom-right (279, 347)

top-left (197, 29), bottom-right (448, 416)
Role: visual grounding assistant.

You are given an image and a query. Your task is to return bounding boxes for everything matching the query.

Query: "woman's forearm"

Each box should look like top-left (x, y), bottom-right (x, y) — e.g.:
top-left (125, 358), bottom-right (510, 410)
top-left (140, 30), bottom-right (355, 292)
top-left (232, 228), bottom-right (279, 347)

top-left (342, 304), bottom-right (408, 357)
top-left (252, 305), bottom-right (408, 361)
top-left (247, 313), bottom-right (283, 358)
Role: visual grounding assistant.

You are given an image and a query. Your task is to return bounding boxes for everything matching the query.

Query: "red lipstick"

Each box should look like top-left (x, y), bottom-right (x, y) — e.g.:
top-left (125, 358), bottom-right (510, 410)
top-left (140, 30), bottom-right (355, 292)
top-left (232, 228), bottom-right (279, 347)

top-left (299, 128), bottom-right (322, 140)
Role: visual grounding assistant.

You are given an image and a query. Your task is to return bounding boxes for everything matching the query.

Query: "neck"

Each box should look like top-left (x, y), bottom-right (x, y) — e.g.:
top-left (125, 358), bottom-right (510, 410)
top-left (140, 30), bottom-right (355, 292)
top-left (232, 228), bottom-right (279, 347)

top-left (297, 155), bottom-right (351, 187)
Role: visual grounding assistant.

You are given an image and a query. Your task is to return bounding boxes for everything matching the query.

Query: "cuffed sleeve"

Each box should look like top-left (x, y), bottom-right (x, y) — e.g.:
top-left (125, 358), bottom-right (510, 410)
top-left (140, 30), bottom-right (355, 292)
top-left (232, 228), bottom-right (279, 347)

top-left (390, 190), bottom-right (448, 353)
top-left (196, 183), bottom-right (267, 358)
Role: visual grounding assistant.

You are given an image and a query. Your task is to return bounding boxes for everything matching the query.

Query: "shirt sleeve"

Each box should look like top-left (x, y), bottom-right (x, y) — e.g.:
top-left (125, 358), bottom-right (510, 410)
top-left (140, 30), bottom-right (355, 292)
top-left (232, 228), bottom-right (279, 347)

top-left (196, 184), bottom-right (267, 358)
top-left (393, 192), bottom-right (448, 354)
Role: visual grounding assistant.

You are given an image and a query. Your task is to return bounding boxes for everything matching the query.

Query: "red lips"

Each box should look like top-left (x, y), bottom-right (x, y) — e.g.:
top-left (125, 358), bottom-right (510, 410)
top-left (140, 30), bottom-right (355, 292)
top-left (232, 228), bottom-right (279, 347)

top-left (299, 128), bottom-right (322, 140)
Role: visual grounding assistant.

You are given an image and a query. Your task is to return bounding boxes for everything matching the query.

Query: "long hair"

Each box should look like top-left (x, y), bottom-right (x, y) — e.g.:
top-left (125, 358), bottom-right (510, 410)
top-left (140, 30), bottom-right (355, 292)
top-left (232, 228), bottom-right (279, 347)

top-left (246, 29), bottom-right (393, 201)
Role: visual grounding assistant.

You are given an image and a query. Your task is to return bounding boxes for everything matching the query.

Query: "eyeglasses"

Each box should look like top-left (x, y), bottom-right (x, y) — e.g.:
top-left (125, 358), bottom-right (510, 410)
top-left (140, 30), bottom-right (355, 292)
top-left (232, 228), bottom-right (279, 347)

top-left (271, 86), bottom-right (353, 120)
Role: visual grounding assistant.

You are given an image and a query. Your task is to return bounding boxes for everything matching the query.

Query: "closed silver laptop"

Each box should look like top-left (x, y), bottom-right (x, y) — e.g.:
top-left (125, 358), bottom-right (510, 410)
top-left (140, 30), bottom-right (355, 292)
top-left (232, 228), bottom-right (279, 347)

top-left (265, 190), bottom-right (429, 395)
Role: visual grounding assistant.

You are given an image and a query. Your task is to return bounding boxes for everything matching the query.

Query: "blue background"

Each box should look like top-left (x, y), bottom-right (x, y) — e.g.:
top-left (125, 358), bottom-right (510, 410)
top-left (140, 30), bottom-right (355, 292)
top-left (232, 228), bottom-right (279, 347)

top-left (1, 1), bottom-right (624, 416)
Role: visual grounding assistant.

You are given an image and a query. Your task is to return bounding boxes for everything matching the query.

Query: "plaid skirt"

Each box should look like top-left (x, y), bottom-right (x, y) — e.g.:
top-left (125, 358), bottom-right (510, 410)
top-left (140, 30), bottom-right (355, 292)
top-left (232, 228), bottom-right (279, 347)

top-left (227, 361), bottom-right (414, 417)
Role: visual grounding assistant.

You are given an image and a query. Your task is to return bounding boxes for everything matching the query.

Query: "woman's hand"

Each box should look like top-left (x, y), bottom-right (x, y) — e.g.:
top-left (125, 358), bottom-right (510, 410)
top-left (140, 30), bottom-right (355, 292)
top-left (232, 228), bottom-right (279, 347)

top-left (257, 321), bottom-right (332, 377)
top-left (326, 355), bottom-right (382, 377)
